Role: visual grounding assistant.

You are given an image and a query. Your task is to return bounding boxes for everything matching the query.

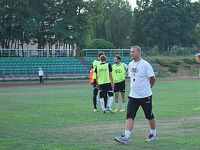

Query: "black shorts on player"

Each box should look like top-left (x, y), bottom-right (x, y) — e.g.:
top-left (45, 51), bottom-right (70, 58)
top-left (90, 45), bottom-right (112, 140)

top-left (114, 80), bottom-right (125, 93)
top-left (93, 79), bottom-right (107, 108)
top-left (99, 83), bottom-right (114, 98)
top-left (126, 96), bottom-right (154, 120)
top-left (93, 79), bottom-right (97, 88)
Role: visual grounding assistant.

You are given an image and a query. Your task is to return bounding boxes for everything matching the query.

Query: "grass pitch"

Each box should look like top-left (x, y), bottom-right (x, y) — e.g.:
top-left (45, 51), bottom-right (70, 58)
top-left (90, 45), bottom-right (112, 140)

top-left (0, 80), bottom-right (200, 150)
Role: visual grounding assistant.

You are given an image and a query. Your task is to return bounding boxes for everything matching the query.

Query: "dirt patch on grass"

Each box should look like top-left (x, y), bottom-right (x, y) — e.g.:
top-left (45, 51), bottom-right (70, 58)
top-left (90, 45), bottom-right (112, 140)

top-left (48, 116), bottom-right (200, 135)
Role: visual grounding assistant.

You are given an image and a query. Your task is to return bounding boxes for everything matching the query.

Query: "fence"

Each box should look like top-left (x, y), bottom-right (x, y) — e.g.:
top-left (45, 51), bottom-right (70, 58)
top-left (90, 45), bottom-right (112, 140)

top-left (82, 49), bottom-right (160, 75)
top-left (0, 49), bottom-right (73, 57)
top-left (82, 49), bottom-right (131, 57)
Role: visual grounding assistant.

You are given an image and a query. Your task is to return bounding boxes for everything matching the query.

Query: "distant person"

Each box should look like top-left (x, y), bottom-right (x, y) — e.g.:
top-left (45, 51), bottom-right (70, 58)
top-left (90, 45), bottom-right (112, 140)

top-left (195, 53), bottom-right (200, 64)
top-left (92, 51), bottom-right (107, 112)
top-left (95, 55), bottom-right (114, 114)
top-left (195, 53), bottom-right (200, 111)
top-left (114, 46), bottom-right (157, 144)
top-left (112, 55), bottom-right (128, 112)
top-left (39, 67), bottom-right (44, 84)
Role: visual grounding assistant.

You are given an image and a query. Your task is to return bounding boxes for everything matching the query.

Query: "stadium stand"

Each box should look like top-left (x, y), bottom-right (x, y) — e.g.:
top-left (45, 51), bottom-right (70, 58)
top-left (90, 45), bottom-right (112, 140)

top-left (0, 49), bottom-right (159, 80)
top-left (0, 57), bottom-right (89, 75)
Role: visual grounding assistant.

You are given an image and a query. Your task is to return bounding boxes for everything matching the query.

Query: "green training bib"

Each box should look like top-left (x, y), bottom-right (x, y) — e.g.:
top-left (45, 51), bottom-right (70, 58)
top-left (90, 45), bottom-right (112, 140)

top-left (112, 63), bottom-right (126, 83)
top-left (92, 60), bottom-right (101, 79)
top-left (97, 63), bottom-right (111, 85)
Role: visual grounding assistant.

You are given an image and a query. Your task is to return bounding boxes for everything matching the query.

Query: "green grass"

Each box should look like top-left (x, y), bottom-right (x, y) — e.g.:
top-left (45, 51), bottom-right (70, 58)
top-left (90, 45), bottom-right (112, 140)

top-left (0, 80), bottom-right (200, 150)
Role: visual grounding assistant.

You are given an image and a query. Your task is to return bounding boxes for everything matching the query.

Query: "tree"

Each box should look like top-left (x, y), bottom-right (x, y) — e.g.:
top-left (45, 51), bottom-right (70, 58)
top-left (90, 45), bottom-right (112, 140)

top-left (0, 0), bottom-right (88, 51)
top-left (131, 0), bottom-right (198, 52)
top-left (86, 0), bottom-right (133, 49)
top-left (195, 23), bottom-right (200, 47)
top-left (87, 39), bottom-right (114, 49)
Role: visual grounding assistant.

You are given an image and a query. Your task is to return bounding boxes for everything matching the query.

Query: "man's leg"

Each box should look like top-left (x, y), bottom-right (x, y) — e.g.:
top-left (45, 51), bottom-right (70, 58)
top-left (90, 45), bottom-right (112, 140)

top-left (120, 81), bottom-right (126, 112)
top-left (140, 96), bottom-right (157, 142)
top-left (125, 118), bottom-right (134, 133)
top-left (115, 92), bottom-right (119, 111)
top-left (104, 95), bottom-right (107, 108)
top-left (41, 76), bottom-right (44, 84)
top-left (149, 119), bottom-right (156, 130)
top-left (107, 91), bottom-right (114, 113)
top-left (39, 76), bottom-right (42, 84)
top-left (99, 90), bottom-right (106, 113)
top-left (97, 91), bottom-right (100, 104)
top-left (124, 97), bottom-right (139, 139)
top-left (93, 88), bottom-right (98, 110)
top-left (121, 92), bottom-right (126, 111)
top-left (114, 97), bottom-right (140, 144)
top-left (92, 80), bottom-right (98, 112)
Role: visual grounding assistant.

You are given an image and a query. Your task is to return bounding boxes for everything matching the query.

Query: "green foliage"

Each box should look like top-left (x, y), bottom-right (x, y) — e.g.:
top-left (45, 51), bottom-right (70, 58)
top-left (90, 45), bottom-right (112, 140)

top-left (154, 58), bottom-right (171, 67)
top-left (171, 61), bottom-right (181, 65)
top-left (154, 58), bottom-right (178, 73)
top-left (195, 23), bottom-right (200, 47)
top-left (131, 0), bottom-right (200, 52)
top-left (0, 0), bottom-right (88, 49)
top-left (1, 0), bottom-right (200, 52)
top-left (87, 39), bottom-right (114, 49)
top-left (184, 65), bottom-right (191, 69)
top-left (168, 65), bottom-right (178, 73)
top-left (86, 0), bottom-right (133, 48)
top-left (183, 58), bottom-right (196, 64)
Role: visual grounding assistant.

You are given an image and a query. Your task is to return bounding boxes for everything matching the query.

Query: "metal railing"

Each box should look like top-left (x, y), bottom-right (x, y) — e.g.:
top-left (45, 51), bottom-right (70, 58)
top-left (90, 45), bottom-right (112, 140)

top-left (82, 49), bottom-right (160, 75)
top-left (0, 49), bottom-right (72, 57)
top-left (82, 49), bottom-right (130, 57)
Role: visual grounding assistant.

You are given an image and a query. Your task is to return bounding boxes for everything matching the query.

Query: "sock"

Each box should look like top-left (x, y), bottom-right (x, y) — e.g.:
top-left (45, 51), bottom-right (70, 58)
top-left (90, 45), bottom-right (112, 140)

top-left (108, 96), bottom-right (113, 108)
top-left (150, 129), bottom-right (156, 136)
top-left (124, 130), bottom-right (131, 139)
top-left (96, 94), bottom-right (100, 103)
top-left (122, 103), bottom-right (126, 110)
top-left (100, 98), bottom-right (106, 111)
top-left (115, 102), bottom-right (119, 110)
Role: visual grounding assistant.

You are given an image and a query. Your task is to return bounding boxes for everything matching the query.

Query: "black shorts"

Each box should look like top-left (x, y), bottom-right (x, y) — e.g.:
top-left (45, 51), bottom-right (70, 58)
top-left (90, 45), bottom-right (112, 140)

top-left (93, 79), bottom-right (97, 88)
top-left (126, 96), bottom-right (154, 120)
top-left (99, 83), bottom-right (113, 98)
top-left (114, 80), bottom-right (125, 93)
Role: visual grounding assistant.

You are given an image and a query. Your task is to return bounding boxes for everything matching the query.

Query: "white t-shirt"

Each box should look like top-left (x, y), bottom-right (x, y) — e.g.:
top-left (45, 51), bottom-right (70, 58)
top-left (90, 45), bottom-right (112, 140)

top-left (39, 70), bottom-right (44, 76)
top-left (128, 59), bottom-right (155, 98)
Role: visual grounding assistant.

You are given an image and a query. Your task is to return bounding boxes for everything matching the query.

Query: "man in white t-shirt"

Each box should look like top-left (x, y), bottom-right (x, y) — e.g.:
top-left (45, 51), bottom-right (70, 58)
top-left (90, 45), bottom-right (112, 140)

top-left (114, 46), bottom-right (156, 144)
top-left (38, 67), bottom-right (44, 84)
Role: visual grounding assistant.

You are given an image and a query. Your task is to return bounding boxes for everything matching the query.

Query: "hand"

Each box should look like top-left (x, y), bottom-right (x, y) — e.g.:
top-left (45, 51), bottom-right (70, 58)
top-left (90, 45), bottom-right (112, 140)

top-left (96, 84), bottom-right (99, 90)
top-left (111, 83), bottom-right (114, 88)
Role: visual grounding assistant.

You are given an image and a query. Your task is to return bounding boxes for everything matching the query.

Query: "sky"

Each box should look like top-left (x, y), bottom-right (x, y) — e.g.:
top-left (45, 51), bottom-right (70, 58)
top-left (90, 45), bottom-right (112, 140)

top-left (128, 0), bottom-right (199, 9)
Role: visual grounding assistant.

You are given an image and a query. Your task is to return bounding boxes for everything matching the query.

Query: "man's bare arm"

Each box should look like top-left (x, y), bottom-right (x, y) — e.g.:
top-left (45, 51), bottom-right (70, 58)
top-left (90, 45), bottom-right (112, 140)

top-left (109, 72), bottom-right (114, 87)
top-left (150, 76), bottom-right (156, 88)
top-left (126, 72), bottom-right (129, 77)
